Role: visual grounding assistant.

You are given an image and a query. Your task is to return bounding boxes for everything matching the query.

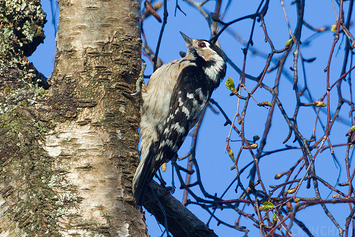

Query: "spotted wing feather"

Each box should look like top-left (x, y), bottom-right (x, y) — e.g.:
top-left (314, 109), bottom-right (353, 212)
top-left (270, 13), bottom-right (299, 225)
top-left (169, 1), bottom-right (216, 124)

top-left (133, 65), bottom-right (215, 205)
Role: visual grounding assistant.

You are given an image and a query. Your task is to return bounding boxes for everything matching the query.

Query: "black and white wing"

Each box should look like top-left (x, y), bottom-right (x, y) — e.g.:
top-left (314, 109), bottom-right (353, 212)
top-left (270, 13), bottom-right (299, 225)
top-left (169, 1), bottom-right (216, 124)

top-left (133, 65), bottom-right (215, 205)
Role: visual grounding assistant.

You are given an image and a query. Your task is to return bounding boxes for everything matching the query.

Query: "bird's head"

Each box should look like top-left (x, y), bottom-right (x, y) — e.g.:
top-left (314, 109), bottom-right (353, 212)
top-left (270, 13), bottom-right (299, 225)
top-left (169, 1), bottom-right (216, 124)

top-left (180, 31), bottom-right (226, 82)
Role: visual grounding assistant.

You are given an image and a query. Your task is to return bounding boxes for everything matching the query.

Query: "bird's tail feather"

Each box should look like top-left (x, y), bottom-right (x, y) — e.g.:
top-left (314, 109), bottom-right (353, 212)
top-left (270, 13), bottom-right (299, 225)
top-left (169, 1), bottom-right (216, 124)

top-left (132, 143), bottom-right (160, 206)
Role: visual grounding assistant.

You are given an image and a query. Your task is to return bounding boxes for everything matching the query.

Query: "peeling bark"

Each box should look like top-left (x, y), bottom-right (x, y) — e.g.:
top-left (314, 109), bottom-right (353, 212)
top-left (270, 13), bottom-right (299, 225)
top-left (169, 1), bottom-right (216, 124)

top-left (0, 0), bottom-right (147, 236)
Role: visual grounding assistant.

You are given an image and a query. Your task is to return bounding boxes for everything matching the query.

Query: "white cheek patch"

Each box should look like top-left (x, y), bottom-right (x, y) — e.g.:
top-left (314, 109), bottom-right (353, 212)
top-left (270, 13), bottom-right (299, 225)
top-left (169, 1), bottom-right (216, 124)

top-left (196, 42), bottom-right (225, 82)
top-left (203, 53), bottom-right (225, 82)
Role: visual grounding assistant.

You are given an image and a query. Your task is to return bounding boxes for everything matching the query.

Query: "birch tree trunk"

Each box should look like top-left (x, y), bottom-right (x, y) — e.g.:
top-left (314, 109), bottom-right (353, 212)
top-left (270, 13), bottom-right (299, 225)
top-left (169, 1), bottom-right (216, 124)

top-left (0, 0), bottom-right (147, 236)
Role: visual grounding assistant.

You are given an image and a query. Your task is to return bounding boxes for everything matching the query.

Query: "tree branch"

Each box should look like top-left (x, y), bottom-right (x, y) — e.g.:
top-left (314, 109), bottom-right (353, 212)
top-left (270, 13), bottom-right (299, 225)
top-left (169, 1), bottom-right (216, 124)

top-left (143, 181), bottom-right (218, 237)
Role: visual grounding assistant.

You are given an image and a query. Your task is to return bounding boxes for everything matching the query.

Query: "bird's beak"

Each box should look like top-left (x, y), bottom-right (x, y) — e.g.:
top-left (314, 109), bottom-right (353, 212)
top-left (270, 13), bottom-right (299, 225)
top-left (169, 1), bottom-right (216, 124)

top-left (180, 31), bottom-right (192, 47)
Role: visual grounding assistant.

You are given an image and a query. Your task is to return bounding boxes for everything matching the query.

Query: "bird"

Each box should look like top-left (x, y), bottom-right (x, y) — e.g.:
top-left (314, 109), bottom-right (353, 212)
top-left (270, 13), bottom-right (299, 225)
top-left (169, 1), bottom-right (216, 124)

top-left (133, 32), bottom-right (227, 205)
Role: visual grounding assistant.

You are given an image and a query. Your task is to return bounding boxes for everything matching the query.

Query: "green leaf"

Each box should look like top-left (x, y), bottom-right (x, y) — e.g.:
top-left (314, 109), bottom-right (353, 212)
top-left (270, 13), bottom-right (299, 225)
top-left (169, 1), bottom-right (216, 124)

top-left (260, 201), bottom-right (273, 211)
top-left (227, 145), bottom-right (235, 163)
top-left (331, 24), bottom-right (336, 32)
top-left (285, 38), bottom-right (293, 47)
top-left (225, 78), bottom-right (236, 93)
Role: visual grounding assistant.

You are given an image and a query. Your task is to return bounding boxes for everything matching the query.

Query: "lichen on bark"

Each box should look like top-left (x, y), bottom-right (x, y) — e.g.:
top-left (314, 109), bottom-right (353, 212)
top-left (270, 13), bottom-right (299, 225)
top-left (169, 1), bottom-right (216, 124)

top-left (0, 0), bottom-right (64, 235)
top-left (1, 0), bottom-right (146, 235)
top-left (0, 0), bottom-right (46, 57)
top-left (0, 0), bottom-right (47, 89)
top-left (0, 103), bottom-right (64, 236)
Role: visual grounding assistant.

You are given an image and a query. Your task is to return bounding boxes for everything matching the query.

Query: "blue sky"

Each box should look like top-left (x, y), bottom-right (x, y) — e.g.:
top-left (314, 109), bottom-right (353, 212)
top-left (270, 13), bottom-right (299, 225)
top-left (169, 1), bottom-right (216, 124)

top-left (29, 1), bottom-right (354, 236)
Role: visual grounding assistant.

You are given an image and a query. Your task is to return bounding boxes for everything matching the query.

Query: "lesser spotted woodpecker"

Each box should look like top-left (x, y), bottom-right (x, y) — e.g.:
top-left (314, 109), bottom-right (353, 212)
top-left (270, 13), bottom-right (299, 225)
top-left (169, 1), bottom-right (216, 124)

top-left (133, 32), bottom-right (227, 205)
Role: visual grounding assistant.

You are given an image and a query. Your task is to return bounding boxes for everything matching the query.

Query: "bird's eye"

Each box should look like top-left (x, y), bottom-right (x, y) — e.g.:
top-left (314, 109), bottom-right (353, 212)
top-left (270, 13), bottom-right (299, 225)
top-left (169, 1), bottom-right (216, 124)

top-left (198, 42), bottom-right (206, 48)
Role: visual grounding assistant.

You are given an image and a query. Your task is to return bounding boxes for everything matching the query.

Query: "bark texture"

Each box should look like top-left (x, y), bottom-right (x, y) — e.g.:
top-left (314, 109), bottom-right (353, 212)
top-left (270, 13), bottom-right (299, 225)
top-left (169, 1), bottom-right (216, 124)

top-left (0, 0), bottom-right (146, 236)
